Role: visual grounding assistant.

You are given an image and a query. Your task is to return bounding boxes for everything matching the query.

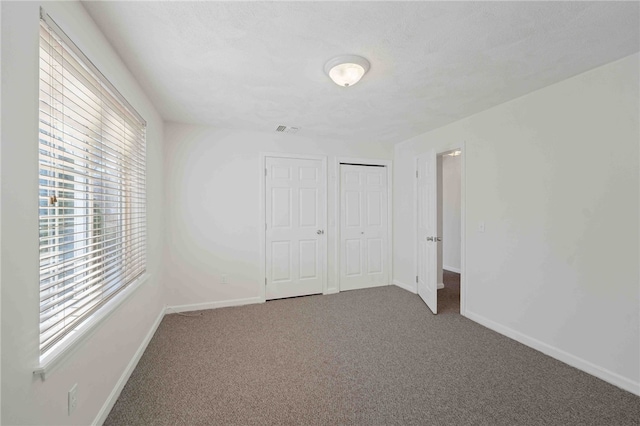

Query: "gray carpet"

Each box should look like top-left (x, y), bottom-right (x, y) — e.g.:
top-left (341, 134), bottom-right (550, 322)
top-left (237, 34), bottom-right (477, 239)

top-left (439, 270), bottom-right (460, 314)
top-left (105, 286), bottom-right (639, 425)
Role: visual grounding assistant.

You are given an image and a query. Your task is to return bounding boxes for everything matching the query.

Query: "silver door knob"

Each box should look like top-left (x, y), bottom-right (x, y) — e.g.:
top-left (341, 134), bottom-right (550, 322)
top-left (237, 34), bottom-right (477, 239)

top-left (436, 237), bottom-right (442, 242)
top-left (317, 230), bottom-right (324, 235)
top-left (426, 236), bottom-right (434, 241)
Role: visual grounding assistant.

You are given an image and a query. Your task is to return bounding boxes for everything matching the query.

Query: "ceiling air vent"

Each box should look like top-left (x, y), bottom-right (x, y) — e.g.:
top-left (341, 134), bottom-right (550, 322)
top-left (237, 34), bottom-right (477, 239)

top-left (275, 125), bottom-right (300, 134)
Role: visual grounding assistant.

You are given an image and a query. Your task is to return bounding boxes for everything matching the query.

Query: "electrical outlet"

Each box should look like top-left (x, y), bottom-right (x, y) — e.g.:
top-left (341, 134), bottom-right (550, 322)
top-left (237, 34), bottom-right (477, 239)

top-left (221, 274), bottom-right (228, 284)
top-left (68, 383), bottom-right (78, 415)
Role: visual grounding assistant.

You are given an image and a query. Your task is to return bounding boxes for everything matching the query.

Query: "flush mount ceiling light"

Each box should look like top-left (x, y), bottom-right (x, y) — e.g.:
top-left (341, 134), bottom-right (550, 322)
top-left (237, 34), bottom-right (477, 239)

top-left (324, 55), bottom-right (370, 87)
top-left (446, 150), bottom-right (462, 157)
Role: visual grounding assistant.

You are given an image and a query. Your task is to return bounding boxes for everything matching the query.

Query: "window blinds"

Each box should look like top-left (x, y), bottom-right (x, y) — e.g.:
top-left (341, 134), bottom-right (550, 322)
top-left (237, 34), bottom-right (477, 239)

top-left (38, 10), bottom-right (146, 356)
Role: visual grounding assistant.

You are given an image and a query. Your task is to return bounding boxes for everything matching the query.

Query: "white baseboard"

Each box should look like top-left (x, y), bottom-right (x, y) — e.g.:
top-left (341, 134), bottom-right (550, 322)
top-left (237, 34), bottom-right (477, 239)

top-left (93, 307), bottom-right (166, 426)
top-left (393, 279), bottom-right (417, 294)
top-left (464, 310), bottom-right (640, 396)
top-left (324, 288), bottom-right (339, 295)
top-left (166, 296), bottom-right (264, 314)
top-left (437, 282), bottom-right (445, 290)
top-left (443, 265), bottom-right (461, 273)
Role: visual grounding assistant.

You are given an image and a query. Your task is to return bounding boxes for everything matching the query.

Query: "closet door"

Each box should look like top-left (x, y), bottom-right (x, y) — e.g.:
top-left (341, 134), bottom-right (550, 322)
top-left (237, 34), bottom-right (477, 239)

top-left (340, 164), bottom-right (388, 291)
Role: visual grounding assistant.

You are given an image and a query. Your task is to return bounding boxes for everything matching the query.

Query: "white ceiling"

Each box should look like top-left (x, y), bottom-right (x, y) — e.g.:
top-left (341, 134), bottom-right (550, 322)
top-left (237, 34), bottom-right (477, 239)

top-left (82, 1), bottom-right (639, 144)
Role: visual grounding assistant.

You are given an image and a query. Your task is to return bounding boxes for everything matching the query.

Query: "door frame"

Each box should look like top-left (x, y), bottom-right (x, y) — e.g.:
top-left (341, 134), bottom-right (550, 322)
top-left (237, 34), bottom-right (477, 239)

top-left (415, 142), bottom-right (466, 315)
top-left (335, 157), bottom-right (393, 293)
top-left (260, 152), bottom-right (328, 302)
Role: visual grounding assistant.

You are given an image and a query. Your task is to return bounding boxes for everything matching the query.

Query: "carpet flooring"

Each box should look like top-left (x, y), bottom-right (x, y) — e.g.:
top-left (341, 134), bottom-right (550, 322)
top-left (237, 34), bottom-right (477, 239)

top-left (438, 270), bottom-right (460, 314)
top-left (105, 286), bottom-right (639, 425)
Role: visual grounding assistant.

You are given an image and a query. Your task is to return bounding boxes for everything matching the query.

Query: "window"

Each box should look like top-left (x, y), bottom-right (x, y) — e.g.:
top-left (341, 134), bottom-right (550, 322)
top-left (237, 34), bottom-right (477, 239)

top-left (38, 9), bottom-right (146, 359)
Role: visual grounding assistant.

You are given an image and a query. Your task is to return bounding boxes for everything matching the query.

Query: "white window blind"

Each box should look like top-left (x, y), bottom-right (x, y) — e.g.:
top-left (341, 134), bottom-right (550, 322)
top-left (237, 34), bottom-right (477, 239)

top-left (38, 10), bottom-right (146, 357)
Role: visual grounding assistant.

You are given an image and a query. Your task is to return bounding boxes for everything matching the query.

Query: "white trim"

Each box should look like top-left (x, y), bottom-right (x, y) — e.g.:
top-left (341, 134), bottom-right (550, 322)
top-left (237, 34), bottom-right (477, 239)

top-left (324, 288), bottom-right (339, 295)
top-left (414, 142), bottom-right (466, 315)
top-left (34, 273), bottom-right (151, 379)
top-left (460, 144), bottom-right (466, 316)
top-left (437, 282), bottom-right (445, 290)
top-left (443, 265), bottom-right (461, 274)
top-left (259, 154), bottom-right (267, 302)
top-left (260, 152), bottom-right (328, 300)
top-left (464, 310), bottom-right (640, 396)
top-left (335, 157), bottom-right (393, 292)
top-left (393, 279), bottom-right (417, 294)
top-left (166, 297), bottom-right (264, 314)
top-left (92, 306), bottom-right (165, 426)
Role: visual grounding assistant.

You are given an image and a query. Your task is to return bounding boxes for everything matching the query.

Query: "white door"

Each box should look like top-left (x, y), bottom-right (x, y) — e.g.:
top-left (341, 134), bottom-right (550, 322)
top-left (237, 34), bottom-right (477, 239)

top-left (340, 164), bottom-right (389, 291)
top-left (417, 151), bottom-right (438, 314)
top-left (266, 157), bottom-right (325, 300)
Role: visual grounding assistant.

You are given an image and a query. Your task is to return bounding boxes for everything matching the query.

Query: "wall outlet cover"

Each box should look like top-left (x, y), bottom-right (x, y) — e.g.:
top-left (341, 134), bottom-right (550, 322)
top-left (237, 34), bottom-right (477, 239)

top-left (68, 383), bottom-right (78, 415)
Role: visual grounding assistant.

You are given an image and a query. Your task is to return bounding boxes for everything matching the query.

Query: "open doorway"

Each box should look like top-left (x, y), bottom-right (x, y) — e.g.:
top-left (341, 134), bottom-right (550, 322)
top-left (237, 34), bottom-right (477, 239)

top-left (416, 145), bottom-right (464, 315)
top-left (437, 150), bottom-right (462, 314)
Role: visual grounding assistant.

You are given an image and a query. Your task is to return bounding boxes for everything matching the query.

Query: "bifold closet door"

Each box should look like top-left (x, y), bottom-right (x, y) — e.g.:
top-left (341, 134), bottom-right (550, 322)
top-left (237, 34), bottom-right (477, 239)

top-left (265, 157), bottom-right (325, 300)
top-left (340, 164), bottom-right (389, 291)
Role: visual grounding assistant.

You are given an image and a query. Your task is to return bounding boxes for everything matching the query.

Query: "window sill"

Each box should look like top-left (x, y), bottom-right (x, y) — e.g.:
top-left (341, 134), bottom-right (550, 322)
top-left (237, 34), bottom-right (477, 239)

top-left (34, 272), bottom-right (151, 380)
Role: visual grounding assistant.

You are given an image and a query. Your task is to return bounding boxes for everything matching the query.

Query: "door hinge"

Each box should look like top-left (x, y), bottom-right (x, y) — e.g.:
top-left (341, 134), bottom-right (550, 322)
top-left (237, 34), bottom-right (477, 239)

top-left (416, 275), bottom-right (418, 283)
top-left (416, 170), bottom-right (418, 178)
top-left (265, 277), bottom-right (267, 286)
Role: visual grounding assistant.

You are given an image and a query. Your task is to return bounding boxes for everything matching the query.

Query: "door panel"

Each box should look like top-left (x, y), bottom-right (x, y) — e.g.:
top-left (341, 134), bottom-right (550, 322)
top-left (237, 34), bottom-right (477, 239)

top-left (299, 166), bottom-right (318, 181)
top-left (271, 241), bottom-right (291, 282)
top-left (299, 188), bottom-right (318, 227)
top-left (344, 171), bottom-right (361, 185)
top-left (299, 239), bottom-right (318, 279)
top-left (340, 164), bottom-right (389, 291)
top-left (345, 239), bottom-right (362, 276)
top-left (266, 157), bottom-right (325, 299)
top-left (271, 188), bottom-right (292, 228)
top-left (367, 238), bottom-right (383, 274)
top-left (367, 191), bottom-right (382, 225)
top-left (417, 151), bottom-right (438, 314)
top-left (272, 165), bottom-right (291, 180)
top-left (345, 191), bottom-right (361, 226)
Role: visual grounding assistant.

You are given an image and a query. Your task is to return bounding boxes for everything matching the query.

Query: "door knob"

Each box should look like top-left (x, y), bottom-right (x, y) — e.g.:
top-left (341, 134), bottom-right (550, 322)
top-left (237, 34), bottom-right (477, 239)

top-left (426, 236), bottom-right (434, 241)
top-left (317, 230), bottom-right (324, 235)
top-left (436, 237), bottom-right (442, 242)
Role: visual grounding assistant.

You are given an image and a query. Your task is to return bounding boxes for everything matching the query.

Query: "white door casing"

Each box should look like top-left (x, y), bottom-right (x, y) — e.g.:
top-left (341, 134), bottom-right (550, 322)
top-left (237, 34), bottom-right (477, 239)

top-left (417, 151), bottom-right (438, 314)
top-left (340, 164), bottom-right (389, 291)
top-left (265, 156), bottom-right (325, 300)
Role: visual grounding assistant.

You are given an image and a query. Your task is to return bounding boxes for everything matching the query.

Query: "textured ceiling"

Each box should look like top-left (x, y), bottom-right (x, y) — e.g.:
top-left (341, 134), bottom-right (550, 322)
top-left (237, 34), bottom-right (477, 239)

top-left (82, 1), bottom-right (639, 144)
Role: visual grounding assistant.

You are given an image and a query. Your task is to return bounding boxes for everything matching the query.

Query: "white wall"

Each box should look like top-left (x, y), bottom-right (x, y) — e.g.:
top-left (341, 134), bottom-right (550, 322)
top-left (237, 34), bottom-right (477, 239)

top-left (164, 123), bottom-right (393, 306)
top-left (442, 154), bottom-right (461, 272)
top-left (394, 54), bottom-right (639, 393)
top-left (1, 2), bottom-right (165, 424)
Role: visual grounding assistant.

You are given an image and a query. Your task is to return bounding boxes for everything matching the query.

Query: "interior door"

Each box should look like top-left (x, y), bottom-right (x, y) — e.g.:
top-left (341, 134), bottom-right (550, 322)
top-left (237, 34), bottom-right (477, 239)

top-left (340, 164), bottom-right (389, 291)
top-left (417, 151), bottom-right (438, 314)
top-left (266, 157), bottom-right (325, 300)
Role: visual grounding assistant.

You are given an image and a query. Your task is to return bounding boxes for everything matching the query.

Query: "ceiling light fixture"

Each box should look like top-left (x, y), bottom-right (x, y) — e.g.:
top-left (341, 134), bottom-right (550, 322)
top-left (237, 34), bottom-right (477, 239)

top-left (447, 150), bottom-right (462, 157)
top-left (324, 55), bottom-right (370, 87)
